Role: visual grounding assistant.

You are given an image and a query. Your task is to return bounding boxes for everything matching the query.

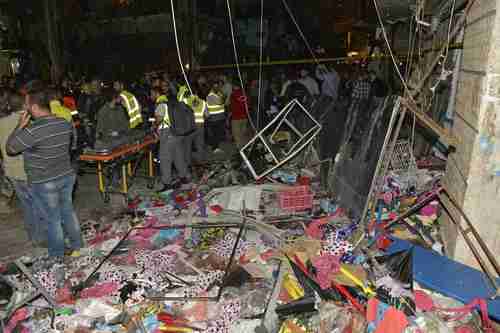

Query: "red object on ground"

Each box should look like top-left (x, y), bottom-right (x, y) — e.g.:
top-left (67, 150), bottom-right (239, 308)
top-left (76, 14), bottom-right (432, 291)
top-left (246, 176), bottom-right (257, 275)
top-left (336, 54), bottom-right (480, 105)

top-left (297, 176), bottom-right (311, 186)
top-left (210, 205), bottom-right (223, 214)
top-left (279, 185), bottom-right (314, 211)
top-left (292, 254), bottom-right (366, 314)
top-left (333, 282), bottom-right (366, 315)
top-left (376, 234), bottom-right (393, 250)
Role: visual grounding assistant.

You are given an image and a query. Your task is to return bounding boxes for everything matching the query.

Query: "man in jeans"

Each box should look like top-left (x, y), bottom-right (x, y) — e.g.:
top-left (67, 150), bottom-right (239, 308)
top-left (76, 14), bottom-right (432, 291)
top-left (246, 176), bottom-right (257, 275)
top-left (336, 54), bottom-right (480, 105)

top-left (0, 91), bottom-right (45, 247)
top-left (6, 82), bottom-right (82, 259)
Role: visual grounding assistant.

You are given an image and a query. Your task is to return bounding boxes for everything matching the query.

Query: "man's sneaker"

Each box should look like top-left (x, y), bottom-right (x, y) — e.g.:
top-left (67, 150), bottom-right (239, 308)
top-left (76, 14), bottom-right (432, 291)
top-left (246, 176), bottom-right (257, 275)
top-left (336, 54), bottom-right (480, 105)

top-left (69, 250), bottom-right (81, 258)
top-left (214, 148), bottom-right (224, 154)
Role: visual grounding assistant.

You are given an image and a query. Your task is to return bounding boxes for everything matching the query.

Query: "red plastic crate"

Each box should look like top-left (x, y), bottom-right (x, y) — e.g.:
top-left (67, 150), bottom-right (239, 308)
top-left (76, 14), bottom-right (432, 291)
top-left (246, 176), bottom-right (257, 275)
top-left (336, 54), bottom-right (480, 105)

top-left (278, 186), bottom-right (314, 211)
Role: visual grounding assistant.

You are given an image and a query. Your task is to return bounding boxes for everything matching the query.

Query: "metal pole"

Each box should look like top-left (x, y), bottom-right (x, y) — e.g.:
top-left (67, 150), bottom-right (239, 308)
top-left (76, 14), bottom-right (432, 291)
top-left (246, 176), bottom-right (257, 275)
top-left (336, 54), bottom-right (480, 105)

top-left (441, 191), bottom-right (500, 277)
top-left (360, 97), bottom-right (400, 225)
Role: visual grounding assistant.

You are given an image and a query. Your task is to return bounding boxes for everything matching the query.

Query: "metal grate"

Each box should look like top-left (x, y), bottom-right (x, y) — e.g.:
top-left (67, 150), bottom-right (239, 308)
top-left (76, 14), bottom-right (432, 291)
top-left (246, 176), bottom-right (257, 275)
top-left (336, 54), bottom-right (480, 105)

top-left (387, 140), bottom-right (418, 191)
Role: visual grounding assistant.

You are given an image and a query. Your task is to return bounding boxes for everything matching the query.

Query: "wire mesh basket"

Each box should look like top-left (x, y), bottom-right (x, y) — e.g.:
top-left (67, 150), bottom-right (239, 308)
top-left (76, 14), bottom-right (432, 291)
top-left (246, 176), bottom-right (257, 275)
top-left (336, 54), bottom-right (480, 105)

top-left (387, 140), bottom-right (418, 192)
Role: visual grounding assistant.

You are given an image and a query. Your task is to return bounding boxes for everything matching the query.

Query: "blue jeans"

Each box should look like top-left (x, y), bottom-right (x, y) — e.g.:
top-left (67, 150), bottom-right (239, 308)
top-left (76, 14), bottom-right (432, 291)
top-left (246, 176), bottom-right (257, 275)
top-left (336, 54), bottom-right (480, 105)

top-left (32, 174), bottom-right (82, 257)
top-left (10, 178), bottom-right (46, 245)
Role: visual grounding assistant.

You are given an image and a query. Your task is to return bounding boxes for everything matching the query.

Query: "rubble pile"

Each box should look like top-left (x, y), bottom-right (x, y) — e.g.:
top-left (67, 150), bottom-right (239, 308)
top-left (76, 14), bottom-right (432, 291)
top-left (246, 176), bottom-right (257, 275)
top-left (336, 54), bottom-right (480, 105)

top-left (0, 158), bottom-right (497, 333)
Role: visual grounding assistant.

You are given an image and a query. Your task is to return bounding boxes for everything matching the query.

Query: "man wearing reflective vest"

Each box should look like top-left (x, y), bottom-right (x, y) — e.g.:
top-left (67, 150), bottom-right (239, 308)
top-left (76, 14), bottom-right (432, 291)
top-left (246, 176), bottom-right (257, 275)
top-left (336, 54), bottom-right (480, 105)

top-left (113, 80), bottom-right (143, 129)
top-left (205, 81), bottom-right (226, 152)
top-left (152, 87), bottom-right (190, 192)
top-left (178, 86), bottom-right (208, 164)
top-left (177, 84), bottom-right (190, 105)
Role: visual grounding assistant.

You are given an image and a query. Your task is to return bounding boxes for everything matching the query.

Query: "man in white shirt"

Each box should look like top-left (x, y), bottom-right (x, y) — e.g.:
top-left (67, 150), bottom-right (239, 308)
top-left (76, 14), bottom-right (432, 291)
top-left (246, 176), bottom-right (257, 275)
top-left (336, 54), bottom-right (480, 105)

top-left (299, 69), bottom-right (320, 97)
top-left (316, 65), bottom-right (340, 103)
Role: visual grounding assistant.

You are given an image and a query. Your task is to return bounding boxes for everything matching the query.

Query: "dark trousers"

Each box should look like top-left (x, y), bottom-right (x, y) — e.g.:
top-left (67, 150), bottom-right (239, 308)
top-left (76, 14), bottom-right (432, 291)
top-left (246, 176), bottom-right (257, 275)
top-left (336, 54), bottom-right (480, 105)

top-left (206, 119), bottom-right (226, 149)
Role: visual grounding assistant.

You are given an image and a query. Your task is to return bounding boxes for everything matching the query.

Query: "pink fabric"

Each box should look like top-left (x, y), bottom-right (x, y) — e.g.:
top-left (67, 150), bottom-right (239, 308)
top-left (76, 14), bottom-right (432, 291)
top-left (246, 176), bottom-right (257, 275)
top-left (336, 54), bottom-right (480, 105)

top-left (129, 218), bottom-right (160, 242)
top-left (420, 201), bottom-right (438, 216)
top-left (455, 327), bottom-right (476, 333)
top-left (414, 290), bottom-right (434, 311)
top-left (80, 282), bottom-right (120, 299)
top-left (56, 285), bottom-right (75, 304)
top-left (366, 297), bottom-right (379, 322)
top-left (374, 307), bottom-right (409, 333)
top-left (383, 192), bottom-right (394, 205)
top-left (260, 249), bottom-right (277, 261)
top-left (311, 253), bottom-right (341, 289)
top-left (305, 217), bottom-right (329, 239)
top-left (5, 308), bottom-right (29, 333)
top-left (414, 291), bottom-right (495, 333)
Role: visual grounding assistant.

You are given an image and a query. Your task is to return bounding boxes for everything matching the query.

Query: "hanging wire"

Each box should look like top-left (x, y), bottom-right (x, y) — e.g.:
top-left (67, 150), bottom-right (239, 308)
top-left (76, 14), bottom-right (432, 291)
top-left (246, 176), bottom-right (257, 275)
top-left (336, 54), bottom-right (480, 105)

top-left (406, 2), bottom-right (417, 151)
top-left (442, 0), bottom-right (457, 72)
top-left (225, 0), bottom-right (257, 131)
top-left (373, 0), bottom-right (417, 105)
top-left (256, 0), bottom-right (264, 130)
top-left (404, 6), bottom-right (417, 83)
top-left (280, 0), bottom-right (338, 98)
top-left (170, 0), bottom-right (193, 95)
top-left (280, 0), bottom-right (317, 63)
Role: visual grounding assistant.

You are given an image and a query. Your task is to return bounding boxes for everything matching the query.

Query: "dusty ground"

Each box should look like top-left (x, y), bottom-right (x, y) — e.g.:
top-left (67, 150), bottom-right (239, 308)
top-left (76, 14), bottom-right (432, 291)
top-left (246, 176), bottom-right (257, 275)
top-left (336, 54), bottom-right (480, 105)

top-left (0, 142), bottom-right (237, 264)
top-left (0, 172), bottom-right (134, 264)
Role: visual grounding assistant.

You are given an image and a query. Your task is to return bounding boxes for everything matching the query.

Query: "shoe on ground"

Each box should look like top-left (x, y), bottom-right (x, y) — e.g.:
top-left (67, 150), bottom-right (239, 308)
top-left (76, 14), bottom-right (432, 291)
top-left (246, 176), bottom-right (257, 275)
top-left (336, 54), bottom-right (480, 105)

top-left (213, 148), bottom-right (224, 154)
top-left (69, 250), bottom-right (81, 258)
top-left (157, 184), bottom-right (174, 193)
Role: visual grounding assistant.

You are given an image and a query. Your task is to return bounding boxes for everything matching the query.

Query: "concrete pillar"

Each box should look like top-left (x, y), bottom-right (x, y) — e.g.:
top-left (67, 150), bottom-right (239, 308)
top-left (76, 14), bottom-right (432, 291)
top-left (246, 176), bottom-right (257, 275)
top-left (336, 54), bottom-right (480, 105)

top-left (443, 0), bottom-right (500, 268)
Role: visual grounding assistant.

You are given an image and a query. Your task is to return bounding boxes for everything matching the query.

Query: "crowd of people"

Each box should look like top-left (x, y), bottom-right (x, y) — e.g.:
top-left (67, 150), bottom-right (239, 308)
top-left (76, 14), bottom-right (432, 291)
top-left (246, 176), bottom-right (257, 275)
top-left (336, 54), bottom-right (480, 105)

top-left (0, 63), bottom-right (388, 261)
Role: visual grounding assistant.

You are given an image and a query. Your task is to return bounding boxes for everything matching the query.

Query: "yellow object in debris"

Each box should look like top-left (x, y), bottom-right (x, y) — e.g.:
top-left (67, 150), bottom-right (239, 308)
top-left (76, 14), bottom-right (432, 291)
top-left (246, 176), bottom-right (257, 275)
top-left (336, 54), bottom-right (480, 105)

top-left (278, 319), bottom-right (309, 333)
top-left (339, 266), bottom-right (376, 296)
top-left (158, 325), bottom-right (193, 332)
top-left (283, 273), bottom-right (305, 300)
top-left (271, 131), bottom-right (291, 144)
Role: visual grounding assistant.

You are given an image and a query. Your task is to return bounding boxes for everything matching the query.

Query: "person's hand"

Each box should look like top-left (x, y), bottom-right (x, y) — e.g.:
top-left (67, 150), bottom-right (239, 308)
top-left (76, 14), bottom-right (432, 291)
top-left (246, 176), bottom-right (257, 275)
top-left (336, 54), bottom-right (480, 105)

top-left (18, 111), bottom-right (31, 129)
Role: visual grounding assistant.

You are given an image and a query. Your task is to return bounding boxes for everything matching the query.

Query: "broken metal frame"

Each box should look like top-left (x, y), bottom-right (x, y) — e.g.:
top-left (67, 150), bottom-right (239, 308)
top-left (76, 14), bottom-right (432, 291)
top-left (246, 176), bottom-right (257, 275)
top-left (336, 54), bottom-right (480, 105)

top-left (360, 97), bottom-right (401, 226)
top-left (0, 259), bottom-right (60, 325)
top-left (240, 98), bottom-right (322, 180)
top-left (361, 0), bottom-right (477, 226)
top-left (399, 0), bottom-right (476, 147)
top-left (383, 187), bottom-right (500, 299)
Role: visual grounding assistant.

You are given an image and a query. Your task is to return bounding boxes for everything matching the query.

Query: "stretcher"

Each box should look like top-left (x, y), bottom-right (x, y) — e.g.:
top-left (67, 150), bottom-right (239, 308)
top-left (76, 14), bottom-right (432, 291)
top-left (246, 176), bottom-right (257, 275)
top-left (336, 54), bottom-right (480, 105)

top-left (79, 136), bottom-right (158, 203)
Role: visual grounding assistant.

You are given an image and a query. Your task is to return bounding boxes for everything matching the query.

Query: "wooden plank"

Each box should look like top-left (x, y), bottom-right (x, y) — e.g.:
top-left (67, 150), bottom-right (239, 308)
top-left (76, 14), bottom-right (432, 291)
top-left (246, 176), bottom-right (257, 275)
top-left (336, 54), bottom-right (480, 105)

top-left (401, 98), bottom-right (460, 147)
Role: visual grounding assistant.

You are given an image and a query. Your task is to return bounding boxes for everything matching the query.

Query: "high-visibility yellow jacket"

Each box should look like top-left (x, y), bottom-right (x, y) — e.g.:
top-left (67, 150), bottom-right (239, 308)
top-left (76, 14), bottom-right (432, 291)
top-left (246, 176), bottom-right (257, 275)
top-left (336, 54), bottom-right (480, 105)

top-left (206, 91), bottom-right (225, 117)
top-left (177, 85), bottom-right (189, 104)
top-left (120, 90), bottom-right (143, 128)
top-left (176, 87), bottom-right (206, 124)
top-left (188, 96), bottom-right (207, 124)
top-left (50, 100), bottom-right (73, 123)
